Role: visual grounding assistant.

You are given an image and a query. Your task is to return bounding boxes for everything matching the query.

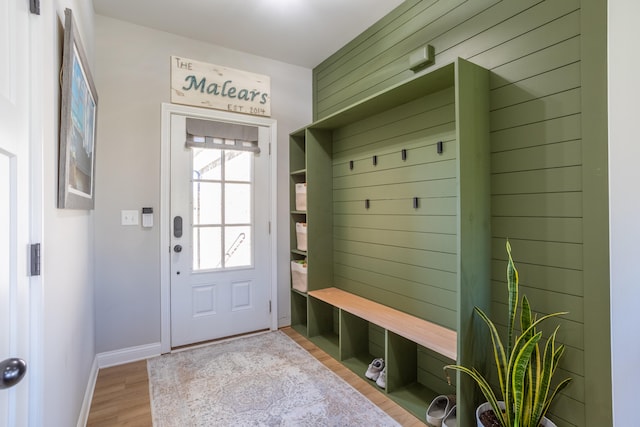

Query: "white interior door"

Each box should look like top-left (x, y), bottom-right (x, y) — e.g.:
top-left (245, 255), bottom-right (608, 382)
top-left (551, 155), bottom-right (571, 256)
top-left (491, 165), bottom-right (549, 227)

top-left (170, 113), bottom-right (272, 347)
top-left (0, 0), bottom-right (31, 425)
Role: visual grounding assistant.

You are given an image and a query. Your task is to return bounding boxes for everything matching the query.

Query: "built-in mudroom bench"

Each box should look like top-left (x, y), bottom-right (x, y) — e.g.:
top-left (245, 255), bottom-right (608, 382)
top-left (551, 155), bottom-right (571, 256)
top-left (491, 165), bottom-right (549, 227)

top-left (289, 57), bottom-right (491, 426)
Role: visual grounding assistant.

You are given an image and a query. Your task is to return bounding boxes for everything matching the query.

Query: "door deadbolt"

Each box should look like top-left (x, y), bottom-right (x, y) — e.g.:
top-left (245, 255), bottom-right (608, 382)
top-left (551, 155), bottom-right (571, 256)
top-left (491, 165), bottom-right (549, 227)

top-left (173, 244), bottom-right (182, 253)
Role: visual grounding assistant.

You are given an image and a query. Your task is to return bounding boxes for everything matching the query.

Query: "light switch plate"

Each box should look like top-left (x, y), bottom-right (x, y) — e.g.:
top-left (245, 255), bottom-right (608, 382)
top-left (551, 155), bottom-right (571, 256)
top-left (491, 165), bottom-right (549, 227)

top-left (121, 210), bottom-right (139, 226)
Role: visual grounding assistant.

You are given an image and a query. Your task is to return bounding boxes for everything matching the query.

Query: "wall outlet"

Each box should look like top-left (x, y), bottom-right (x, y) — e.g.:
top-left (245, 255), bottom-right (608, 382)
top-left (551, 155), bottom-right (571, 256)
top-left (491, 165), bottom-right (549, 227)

top-left (121, 210), bottom-right (139, 226)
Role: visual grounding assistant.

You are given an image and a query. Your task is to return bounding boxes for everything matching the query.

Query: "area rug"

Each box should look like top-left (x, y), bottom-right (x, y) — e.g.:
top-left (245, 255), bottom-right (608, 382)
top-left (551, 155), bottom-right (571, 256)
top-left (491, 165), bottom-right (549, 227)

top-left (147, 330), bottom-right (400, 426)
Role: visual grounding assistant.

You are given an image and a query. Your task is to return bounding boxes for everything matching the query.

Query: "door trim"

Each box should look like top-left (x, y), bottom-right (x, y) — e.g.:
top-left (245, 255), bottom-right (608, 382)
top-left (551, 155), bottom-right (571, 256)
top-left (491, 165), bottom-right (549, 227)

top-left (160, 103), bottom-right (278, 353)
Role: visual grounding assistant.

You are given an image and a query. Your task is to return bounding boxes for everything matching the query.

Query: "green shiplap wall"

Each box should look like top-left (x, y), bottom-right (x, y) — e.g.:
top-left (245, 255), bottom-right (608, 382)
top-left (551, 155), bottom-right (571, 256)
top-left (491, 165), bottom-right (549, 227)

top-left (332, 88), bottom-right (457, 329)
top-left (313, 1), bottom-right (610, 426)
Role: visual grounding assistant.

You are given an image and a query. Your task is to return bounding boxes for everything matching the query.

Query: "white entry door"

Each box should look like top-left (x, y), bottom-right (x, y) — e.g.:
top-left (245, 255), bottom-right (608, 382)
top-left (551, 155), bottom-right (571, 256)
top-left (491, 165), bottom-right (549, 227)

top-left (170, 113), bottom-right (272, 347)
top-left (0, 0), bottom-right (31, 425)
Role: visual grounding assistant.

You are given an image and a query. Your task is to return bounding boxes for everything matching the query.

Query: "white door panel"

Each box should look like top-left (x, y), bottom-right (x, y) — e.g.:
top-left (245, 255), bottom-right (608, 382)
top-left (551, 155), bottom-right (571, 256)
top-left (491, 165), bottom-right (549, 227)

top-left (170, 114), bottom-right (271, 347)
top-left (0, 0), bottom-right (31, 424)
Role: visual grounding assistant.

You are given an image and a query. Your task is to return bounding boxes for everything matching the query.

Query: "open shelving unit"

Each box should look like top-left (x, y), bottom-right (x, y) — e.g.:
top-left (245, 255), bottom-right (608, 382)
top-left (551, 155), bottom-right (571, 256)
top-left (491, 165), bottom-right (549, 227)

top-left (289, 58), bottom-right (490, 426)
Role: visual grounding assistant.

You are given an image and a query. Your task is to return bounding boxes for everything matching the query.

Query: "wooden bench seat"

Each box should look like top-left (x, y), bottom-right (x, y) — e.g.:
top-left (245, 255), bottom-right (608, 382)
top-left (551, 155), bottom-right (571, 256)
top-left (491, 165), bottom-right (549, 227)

top-left (308, 287), bottom-right (457, 361)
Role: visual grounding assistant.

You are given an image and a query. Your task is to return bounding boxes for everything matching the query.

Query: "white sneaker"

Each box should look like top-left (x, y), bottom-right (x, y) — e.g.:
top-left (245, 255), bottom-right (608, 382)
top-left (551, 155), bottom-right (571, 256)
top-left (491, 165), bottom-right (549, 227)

top-left (375, 367), bottom-right (386, 389)
top-left (365, 358), bottom-right (384, 381)
top-left (426, 395), bottom-right (456, 427)
top-left (442, 405), bottom-right (456, 427)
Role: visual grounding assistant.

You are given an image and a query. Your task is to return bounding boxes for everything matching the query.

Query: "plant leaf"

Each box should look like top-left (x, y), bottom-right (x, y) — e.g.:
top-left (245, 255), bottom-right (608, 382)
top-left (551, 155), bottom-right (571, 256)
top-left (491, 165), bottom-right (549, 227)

top-left (475, 307), bottom-right (509, 405)
top-left (506, 240), bottom-right (519, 358)
top-left (509, 331), bottom-right (542, 425)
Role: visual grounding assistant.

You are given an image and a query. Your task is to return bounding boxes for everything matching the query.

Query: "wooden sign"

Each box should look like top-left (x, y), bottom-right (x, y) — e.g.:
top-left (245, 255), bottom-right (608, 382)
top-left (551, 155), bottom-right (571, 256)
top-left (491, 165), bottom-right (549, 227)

top-left (171, 56), bottom-right (271, 117)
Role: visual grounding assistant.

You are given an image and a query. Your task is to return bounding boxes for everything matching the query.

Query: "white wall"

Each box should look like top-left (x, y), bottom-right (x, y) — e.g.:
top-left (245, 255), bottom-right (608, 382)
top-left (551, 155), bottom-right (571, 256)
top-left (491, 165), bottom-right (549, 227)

top-left (93, 15), bottom-right (312, 353)
top-left (609, 1), bottom-right (640, 425)
top-left (36, 0), bottom-right (97, 425)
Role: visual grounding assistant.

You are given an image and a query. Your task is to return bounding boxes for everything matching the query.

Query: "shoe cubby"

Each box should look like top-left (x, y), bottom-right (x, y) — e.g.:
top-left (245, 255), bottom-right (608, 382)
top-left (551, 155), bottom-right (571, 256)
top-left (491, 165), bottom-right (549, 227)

top-left (339, 312), bottom-right (385, 381)
top-left (386, 331), bottom-right (456, 420)
top-left (308, 296), bottom-right (339, 359)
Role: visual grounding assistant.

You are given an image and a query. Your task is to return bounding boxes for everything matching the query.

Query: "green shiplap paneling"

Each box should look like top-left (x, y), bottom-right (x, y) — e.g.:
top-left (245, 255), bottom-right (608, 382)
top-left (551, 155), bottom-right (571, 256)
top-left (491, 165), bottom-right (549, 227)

top-left (491, 193), bottom-right (582, 218)
top-left (315, 0), bottom-right (500, 118)
top-left (334, 239), bottom-right (456, 273)
top-left (490, 259), bottom-right (583, 297)
top-left (468, 6), bottom-right (580, 68)
top-left (334, 160), bottom-right (456, 189)
top-left (490, 282), bottom-right (584, 326)
top-left (334, 201), bottom-right (454, 218)
top-left (311, 0), bottom-right (610, 424)
top-left (491, 114), bottom-right (581, 152)
top-left (331, 87), bottom-right (455, 147)
top-left (490, 88), bottom-right (581, 131)
top-left (490, 36), bottom-right (580, 89)
top-left (333, 142), bottom-right (456, 179)
top-left (491, 167), bottom-right (582, 195)
top-left (335, 224), bottom-right (456, 249)
top-left (334, 179), bottom-right (456, 201)
top-left (490, 62), bottom-right (580, 110)
top-left (491, 217), bottom-right (583, 244)
top-left (333, 214), bottom-right (456, 234)
top-left (335, 251), bottom-right (456, 295)
top-left (316, 0), bottom-right (468, 100)
top-left (430, 0), bottom-right (548, 70)
top-left (315, 0), bottom-right (435, 84)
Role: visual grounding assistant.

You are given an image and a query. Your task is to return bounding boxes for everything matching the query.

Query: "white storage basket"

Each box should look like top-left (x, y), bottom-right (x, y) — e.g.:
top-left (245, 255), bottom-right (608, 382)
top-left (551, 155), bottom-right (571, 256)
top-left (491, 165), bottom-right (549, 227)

top-left (291, 260), bottom-right (308, 292)
top-left (295, 222), bottom-right (307, 251)
top-left (295, 183), bottom-right (307, 211)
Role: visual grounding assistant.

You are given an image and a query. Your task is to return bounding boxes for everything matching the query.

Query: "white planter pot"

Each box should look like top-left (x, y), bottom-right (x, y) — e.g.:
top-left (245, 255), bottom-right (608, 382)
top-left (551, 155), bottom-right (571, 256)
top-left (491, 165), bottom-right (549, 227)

top-left (476, 402), bottom-right (557, 427)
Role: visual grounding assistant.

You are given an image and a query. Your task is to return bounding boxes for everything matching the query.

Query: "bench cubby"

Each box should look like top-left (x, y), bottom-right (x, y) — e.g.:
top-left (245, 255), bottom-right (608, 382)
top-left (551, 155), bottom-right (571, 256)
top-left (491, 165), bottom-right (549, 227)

top-left (339, 312), bottom-right (383, 379)
top-left (307, 297), bottom-right (339, 359)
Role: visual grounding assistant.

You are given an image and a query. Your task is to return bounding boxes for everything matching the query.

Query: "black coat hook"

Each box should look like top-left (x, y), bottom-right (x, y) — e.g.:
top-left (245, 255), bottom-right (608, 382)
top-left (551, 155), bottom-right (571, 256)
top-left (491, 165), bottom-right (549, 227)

top-left (402, 149), bottom-right (407, 161)
top-left (413, 197), bottom-right (419, 209)
top-left (437, 141), bottom-right (443, 154)
top-left (365, 199), bottom-right (370, 209)
top-left (373, 155), bottom-right (377, 166)
top-left (349, 160), bottom-right (354, 170)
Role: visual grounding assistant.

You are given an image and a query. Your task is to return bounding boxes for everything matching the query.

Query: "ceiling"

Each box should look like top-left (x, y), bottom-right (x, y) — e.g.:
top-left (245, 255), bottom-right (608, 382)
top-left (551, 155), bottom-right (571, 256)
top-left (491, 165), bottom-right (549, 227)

top-left (92, 0), bottom-right (405, 69)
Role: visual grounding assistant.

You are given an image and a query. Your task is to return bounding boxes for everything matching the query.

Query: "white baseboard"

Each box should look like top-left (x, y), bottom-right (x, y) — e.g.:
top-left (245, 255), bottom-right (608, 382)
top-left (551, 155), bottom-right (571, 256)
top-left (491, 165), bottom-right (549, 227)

top-left (77, 344), bottom-right (161, 426)
top-left (77, 356), bottom-right (99, 427)
top-left (96, 342), bottom-right (162, 368)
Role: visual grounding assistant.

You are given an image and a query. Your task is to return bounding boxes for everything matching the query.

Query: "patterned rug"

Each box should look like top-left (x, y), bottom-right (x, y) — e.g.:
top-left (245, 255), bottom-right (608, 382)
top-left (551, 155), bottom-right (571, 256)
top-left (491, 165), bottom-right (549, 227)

top-left (147, 330), bottom-right (400, 426)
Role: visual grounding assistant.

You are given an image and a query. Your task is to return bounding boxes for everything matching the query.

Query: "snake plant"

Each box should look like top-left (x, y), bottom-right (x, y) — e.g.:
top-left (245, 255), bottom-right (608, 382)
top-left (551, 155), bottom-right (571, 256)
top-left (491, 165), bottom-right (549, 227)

top-left (444, 241), bottom-right (572, 427)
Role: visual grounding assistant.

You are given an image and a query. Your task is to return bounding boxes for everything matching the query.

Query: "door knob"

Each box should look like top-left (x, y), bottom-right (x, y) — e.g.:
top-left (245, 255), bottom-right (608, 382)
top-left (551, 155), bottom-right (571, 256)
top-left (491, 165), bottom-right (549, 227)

top-left (0, 358), bottom-right (27, 389)
top-left (174, 244), bottom-right (182, 253)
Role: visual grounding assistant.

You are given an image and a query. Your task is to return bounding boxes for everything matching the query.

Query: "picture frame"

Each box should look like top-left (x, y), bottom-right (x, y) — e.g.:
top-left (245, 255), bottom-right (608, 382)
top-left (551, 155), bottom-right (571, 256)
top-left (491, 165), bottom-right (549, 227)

top-left (58, 8), bottom-right (98, 209)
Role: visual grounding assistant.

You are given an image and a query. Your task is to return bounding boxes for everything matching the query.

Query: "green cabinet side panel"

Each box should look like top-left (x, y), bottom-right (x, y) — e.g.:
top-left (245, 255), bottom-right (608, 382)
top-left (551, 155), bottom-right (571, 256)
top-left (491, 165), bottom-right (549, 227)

top-left (306, 129), bottom-right (333, 291)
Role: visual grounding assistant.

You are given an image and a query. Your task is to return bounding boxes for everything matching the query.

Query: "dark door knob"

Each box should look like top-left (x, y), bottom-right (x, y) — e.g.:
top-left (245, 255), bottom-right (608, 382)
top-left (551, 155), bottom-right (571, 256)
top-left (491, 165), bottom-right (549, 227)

top-left (0, 358), bottom-right (27, 389)
top-left (174, 244), bottom-right (182, 253)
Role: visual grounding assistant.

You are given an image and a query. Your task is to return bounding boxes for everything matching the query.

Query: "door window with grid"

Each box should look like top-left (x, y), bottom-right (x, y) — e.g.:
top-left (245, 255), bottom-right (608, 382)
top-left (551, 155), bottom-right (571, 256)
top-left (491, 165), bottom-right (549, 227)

top-left (191, 142), bottom-right (254, 271)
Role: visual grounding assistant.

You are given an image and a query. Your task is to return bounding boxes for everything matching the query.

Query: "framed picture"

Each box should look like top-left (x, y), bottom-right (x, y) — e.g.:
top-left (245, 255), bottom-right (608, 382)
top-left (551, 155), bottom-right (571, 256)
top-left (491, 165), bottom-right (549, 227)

top-left (58, 8), bottom-right (98, 209)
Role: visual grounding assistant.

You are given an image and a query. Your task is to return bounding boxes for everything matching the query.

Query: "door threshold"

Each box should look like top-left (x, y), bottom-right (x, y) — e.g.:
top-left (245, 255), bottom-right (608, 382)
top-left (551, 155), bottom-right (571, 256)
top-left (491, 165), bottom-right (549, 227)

top-left (170, 328), bottom-right (271, 353)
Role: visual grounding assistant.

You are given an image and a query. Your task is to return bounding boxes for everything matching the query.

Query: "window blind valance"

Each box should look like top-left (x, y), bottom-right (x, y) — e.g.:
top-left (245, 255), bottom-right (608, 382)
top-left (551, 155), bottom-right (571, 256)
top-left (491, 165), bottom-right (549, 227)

top-left (185, 118), bottom-right (260, 153)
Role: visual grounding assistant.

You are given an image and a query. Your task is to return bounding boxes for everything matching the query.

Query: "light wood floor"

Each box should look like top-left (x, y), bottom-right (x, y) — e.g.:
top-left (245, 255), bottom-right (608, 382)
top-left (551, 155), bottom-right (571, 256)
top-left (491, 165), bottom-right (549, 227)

top-left (86, 327), bottom-right (425, 426)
